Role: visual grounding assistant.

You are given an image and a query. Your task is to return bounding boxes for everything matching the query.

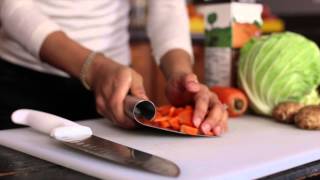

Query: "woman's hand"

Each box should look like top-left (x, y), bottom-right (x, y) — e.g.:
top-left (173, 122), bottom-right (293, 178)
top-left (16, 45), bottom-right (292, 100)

top-left (160, 49), bottom-right (228, 136)
top-left (166, 72), bottom-right (228, 136)
top-left (39, 32), bottom-right (147, 128)
top-left (87, 55), bottom-right (148, 129)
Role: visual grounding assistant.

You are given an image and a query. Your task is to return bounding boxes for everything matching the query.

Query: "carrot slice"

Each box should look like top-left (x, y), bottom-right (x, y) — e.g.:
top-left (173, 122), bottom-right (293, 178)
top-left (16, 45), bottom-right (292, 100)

top-left (159, 120), bottom-right (171, 128)
top-left (155, 111), bottom-right (162, 118)
top-left (167, 106), bottom-right (175, 117)
top-left (154, 116), bottom-right (169, 122)
top-left (144, 105), bottom-right (216, 136)
top-left (168, 117), bottom-right (180, 130)
top-left (180, 125), bottom-right (199, 135)
top-left (172, 108), bottom-right (184, 117)
top-left (178, 110), bottom-right (194, 127)
top-left (157, 105), bottom-right (172, 116)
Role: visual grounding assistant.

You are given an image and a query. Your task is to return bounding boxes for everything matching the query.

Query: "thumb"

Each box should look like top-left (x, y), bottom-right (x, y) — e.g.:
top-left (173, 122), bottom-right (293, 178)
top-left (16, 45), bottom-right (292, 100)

top-left (183, 73), bottom-right (200, 93)
top-left (130, 75), bottom-right (149, 100)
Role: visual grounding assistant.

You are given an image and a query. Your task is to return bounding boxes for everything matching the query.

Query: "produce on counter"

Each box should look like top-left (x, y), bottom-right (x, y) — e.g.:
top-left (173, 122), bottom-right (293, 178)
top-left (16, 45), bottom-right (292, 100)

top-left (142, 105), bottom-right (214, 136)
top-left (272, 102), bottom-right (320, 130)
top-left (272, 102), bottom-right (304, 124)
top-left (238, 32), bottom-right (320, 116)
top-left (210, 86), bottom-right (248, 117)
top-left (294, 105), bottom-right (320, 130)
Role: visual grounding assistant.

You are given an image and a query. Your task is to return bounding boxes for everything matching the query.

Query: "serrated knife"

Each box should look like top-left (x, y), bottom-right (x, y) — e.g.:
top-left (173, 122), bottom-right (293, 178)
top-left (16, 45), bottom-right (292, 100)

top-left (11, 109), bottom-right (180, 177)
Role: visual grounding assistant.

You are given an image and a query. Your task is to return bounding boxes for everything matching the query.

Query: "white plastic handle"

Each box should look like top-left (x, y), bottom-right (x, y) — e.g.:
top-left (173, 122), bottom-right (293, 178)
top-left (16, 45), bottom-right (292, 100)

top-left (11, 109), bottom-right (92, 142)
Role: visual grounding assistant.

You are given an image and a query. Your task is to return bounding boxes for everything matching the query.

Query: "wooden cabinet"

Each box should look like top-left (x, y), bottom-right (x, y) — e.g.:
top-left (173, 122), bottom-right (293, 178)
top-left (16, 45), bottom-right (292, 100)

top-left (130, 42), bottom-right (204, 106)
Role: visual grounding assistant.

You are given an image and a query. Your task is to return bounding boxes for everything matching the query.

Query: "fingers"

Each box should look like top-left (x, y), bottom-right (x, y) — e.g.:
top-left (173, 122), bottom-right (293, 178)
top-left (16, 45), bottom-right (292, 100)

top-left (95, 95), bottom-right (106, 116)
top-left (193, 88), bottom-right (210, 128)
top-left (183, 73), bottom-right (200, 93)
top-left (192, 86), bottom-right (228, 136)
top-left (201, 103), bottom-right (223, 135)
top-left (95, 66), bottom-right (148, 129)
top-left (200, 96), bottom-right (228, 136)
top-left (130, 71), bottom-right (148, 100)
top-left (165, 73), bottom-right (200, 107)
top-left (107, 68), bottom-right (136, 128)
top-left (221, 110), bottom-right (229, 133)
top-left (96, 94), bottom-right (117, 124)
top-left (109, 69), bottom-right (135, 128)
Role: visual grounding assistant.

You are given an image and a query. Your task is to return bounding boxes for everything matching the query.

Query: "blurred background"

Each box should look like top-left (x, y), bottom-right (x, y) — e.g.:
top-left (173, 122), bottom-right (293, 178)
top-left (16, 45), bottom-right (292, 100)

top-left (263, 0), bottom-right (320, 45)
top-left (128, 0), bottom-right (320, 105)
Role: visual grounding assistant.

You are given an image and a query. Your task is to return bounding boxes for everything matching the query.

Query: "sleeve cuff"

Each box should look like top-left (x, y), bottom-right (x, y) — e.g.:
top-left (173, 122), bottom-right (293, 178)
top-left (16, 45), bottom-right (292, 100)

top-left (31, 21), bottom-right (61, 58)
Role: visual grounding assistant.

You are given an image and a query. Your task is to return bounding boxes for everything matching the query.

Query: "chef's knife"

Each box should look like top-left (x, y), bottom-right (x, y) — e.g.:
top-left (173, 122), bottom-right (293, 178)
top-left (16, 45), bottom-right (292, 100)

top-left (11, 109), bottom-right (180, 177)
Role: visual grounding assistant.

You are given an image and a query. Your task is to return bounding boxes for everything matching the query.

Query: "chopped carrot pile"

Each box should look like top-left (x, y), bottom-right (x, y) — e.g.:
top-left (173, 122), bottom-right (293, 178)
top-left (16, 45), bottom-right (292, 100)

top-left (142, 105), bottom-right (213, 136)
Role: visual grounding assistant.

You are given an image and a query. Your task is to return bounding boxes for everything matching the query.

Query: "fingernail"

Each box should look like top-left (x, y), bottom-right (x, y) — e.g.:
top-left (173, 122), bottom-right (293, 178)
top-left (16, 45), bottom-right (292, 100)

top-left (187, 81), bottom-right (195, 86)
top-left (214, 126), bottom-right (222, 136)
top-left (188, 82), bottom-right (200, 91)
top-left (190, 74), bottom-right (199, 83)
top-left (193, 117), bottom-right (201, 127)
top-left (202, 123), bottom-right (211, 134)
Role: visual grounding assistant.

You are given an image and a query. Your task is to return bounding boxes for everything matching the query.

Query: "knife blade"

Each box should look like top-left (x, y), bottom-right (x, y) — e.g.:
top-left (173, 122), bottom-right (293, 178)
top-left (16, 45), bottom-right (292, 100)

top-left (124, 95), bottom-right (212, 137)
top-left (11, 109), bottom-right (180, 177)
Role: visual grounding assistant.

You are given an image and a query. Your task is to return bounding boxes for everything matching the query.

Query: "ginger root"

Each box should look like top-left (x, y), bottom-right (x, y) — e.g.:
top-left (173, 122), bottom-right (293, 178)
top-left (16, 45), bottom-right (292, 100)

top-left (294, 105), bottom-right (320, 130)
top-left (272, 102), bottom-right (304, 124)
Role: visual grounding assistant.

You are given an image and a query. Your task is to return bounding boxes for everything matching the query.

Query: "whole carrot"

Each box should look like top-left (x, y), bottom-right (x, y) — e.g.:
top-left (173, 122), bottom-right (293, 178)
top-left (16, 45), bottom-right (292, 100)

top-left (210, 86), bottom-right (248, 117)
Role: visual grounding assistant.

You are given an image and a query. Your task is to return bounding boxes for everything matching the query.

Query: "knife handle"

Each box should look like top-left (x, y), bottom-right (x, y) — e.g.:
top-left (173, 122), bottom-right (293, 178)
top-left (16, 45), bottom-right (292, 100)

top-left (11, 109), bottom-right (92, 141)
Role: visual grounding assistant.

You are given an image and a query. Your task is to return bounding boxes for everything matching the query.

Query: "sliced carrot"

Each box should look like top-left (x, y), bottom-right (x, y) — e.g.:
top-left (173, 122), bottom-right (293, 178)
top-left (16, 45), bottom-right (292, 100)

top-left (178, 110), bottom-right (194, 127)
top-left (153, 116), bottom-right (169, 122)
top-left (172, 107), bottom-right (184, 117)
top-left (143, 105), bottom-right (218, 136)
top-left (168, 117), bottom-right (180, 130)
top-left (168, 106), bottom-right (176, 117)
top-left (159, 120), bottom-right (171, 128)
top-left (155, 111), bottom-right (162, 118)
top-left (157, 105), bottom-right (172, 116)
top-left (180, 125), bottom-right (199, 135)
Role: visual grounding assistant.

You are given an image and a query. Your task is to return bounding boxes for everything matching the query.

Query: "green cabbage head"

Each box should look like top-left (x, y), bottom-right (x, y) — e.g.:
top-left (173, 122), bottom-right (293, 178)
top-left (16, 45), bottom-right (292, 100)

top-left (238, 32), bottom-right (320, 116)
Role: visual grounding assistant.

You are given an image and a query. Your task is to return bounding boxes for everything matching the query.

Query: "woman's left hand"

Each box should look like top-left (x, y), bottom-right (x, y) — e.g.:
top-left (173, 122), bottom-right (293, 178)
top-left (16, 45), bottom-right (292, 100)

top-left (165, 72), bottom-right (228, 136)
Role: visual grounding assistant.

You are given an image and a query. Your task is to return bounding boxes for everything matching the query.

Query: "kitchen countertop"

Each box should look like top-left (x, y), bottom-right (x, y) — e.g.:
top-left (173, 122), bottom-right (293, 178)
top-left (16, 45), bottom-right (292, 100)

top-left (0, 144), bottom-right (319, 180)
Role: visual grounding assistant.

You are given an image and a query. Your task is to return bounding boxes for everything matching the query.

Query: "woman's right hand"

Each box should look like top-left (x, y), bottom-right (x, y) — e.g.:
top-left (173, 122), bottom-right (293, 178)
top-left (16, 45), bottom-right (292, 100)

top-left (38, 32), bottom-right (147, 128)
top-left (86, 54), bottom-right (148, 129)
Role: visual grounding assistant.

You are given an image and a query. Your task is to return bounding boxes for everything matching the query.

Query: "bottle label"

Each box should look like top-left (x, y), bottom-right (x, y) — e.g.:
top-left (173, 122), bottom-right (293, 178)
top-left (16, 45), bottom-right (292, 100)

top-left (204, 47), bottom-right (232, 87)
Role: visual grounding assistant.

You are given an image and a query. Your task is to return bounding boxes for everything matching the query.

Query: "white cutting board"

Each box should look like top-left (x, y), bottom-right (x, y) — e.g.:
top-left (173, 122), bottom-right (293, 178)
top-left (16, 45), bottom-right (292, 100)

top-left (0, 115), bottom-right (320, 180)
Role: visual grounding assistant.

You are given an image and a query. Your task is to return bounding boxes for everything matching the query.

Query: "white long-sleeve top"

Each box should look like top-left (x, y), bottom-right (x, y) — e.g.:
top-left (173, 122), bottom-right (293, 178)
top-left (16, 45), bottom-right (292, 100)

top-left (0, 0), bottom-right (192, 77)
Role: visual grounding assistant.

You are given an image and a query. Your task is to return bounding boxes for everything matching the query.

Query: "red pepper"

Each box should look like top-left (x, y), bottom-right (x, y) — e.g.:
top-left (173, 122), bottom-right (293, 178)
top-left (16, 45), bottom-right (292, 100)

top-left (210, 86), bottom-right (248, 117)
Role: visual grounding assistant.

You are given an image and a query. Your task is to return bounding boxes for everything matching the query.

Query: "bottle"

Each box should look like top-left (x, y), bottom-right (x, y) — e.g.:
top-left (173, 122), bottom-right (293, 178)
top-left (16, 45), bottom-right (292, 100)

top-left (196, 0), bottom-right (262, 87)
